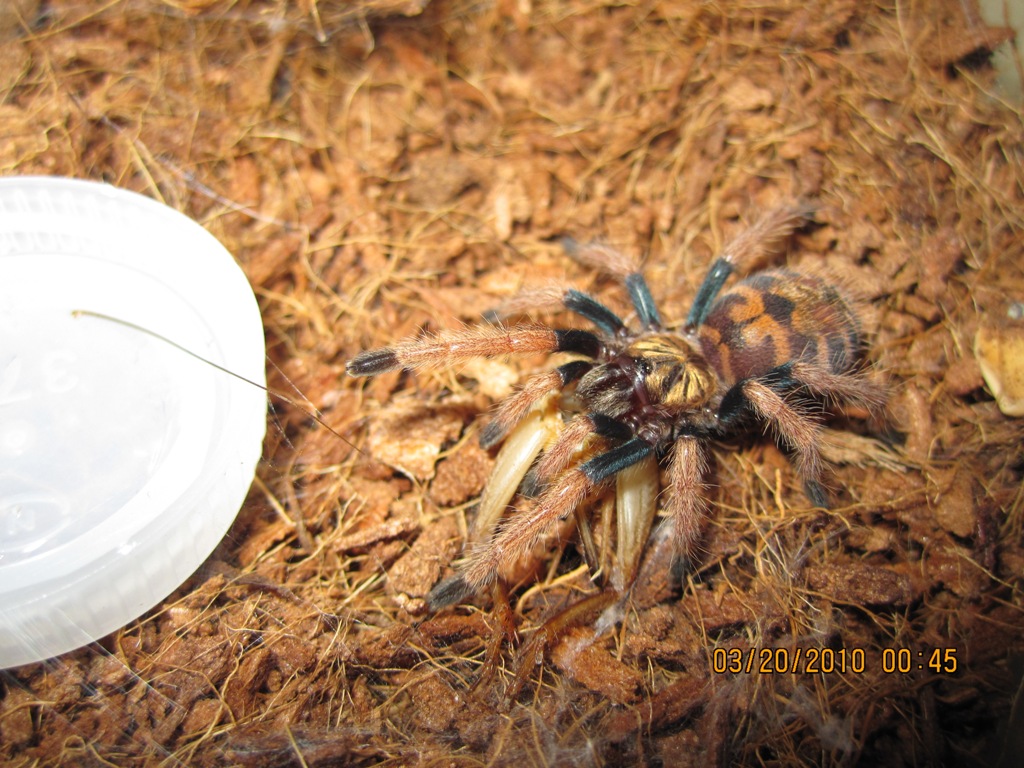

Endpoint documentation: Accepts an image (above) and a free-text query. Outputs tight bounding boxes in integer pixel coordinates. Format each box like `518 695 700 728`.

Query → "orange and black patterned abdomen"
697 269 862 385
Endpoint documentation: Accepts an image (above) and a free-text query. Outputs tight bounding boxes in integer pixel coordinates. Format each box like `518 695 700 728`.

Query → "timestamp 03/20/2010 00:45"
711 646 960 676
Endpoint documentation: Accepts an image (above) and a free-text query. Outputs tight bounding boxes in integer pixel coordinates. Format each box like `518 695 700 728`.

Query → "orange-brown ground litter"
2 1 1023 766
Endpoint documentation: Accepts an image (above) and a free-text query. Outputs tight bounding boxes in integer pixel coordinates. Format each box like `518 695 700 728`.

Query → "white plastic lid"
0 177 267 668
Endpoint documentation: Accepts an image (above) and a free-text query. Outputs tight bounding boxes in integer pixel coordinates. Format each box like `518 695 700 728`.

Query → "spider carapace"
347 207 885 609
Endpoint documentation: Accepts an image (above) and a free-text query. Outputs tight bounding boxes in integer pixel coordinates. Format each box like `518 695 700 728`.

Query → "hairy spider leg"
563 289 627 335
531 412 632 483
484 286 627 335
787 360 887 414
354 285 631 440
561 238 663 329
346 324 603 376
489 239 662 330
428 437 655 608
716 348 888 509
666 436 709 557
686 206 811 329
479 360 592 448
716 371 828 507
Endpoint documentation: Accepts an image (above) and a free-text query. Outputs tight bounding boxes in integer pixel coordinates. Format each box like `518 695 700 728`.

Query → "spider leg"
532 412 632 484
732 360 886 417
485 286 626 337
564 290 628 335
346 324 603 376
428 437 654 608
624 274 662 330
562 239 662 329
788 360 887 415
666 436 708 558
686 206 811 329
480 361 591 448
728 378 829 508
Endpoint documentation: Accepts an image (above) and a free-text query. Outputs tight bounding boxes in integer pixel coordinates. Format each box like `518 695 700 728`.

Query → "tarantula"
347 207 885 609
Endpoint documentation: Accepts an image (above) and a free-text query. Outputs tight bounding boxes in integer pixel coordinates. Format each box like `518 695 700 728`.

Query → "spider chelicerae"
347 207 886 609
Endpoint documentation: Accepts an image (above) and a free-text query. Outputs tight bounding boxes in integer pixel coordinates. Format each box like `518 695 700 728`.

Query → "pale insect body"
347 207 886 609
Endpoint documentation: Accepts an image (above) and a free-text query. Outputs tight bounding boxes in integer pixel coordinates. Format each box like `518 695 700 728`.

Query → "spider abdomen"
697 268 862 385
